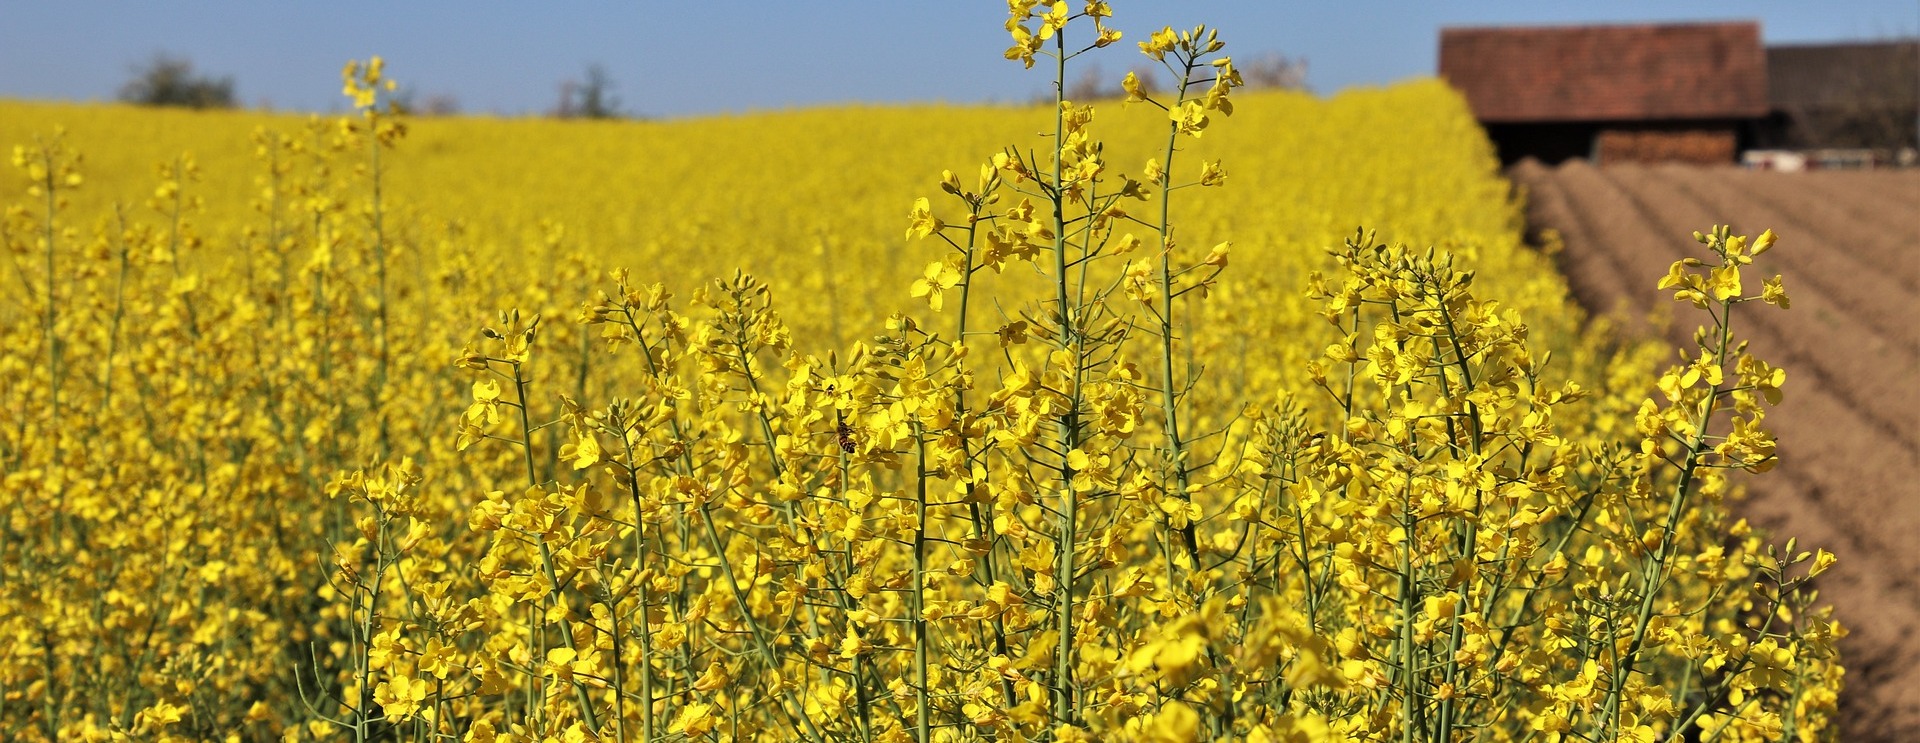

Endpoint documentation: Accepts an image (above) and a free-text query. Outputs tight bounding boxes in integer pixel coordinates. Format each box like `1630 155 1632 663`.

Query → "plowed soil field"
1511 161 1920 740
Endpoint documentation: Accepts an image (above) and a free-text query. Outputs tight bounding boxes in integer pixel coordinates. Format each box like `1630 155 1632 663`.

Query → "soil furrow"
1590 165 1919 453
1536 162 1677 314
1791 171 1920 235
1509 161 1638 323
1706 169 1920 291
1546 164 1920 559
1510 162 1920 741
1739 465 1920 733
1661 166 1920 311
1805 169 1920 200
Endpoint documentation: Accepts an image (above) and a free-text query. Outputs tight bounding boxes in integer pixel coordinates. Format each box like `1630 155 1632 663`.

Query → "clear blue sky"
3 2 1915 118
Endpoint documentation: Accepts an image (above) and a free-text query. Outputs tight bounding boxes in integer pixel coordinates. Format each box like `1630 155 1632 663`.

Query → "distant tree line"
104 55 649 121
1055 51 1309 104
109 51 1312 120
118 53 236 109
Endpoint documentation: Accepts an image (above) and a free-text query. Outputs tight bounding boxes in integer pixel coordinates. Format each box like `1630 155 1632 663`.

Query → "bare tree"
1065 64 1114 102
118 53 236 109
394 87 461 117
554 63 622 119
1240 52 1309 92
1049 63 1163 104
1127 64 1164 97
1768 41 1919 153
417 94 463 117
1821 42 1918 150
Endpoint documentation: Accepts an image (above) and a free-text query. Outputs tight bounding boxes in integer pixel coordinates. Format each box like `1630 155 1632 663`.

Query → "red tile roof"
1439 22 1769 123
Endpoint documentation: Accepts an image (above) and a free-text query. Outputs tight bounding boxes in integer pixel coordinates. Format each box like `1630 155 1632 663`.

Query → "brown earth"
1510 161 1920 741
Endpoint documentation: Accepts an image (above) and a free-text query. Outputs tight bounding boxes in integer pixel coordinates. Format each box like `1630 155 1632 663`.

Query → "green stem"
100 206 132 417
620 439 659 743
1153 55 1203 571
1599 293 1734 738
1434 296 1485 742
1398 477 1420 743
39 150 62 503
1047 30 1081 731
370 129 392 457
913 434 932 743
693 504 824 742
511 362 604 732
953 210 1019 710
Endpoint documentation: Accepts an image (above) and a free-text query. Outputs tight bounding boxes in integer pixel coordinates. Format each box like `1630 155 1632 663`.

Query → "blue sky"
2 2 1914 118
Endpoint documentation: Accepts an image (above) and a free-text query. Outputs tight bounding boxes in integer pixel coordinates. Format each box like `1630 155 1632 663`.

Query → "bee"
835 410 857 454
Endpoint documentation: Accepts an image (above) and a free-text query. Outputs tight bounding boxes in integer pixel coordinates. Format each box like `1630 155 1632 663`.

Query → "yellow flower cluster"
0 5 1840 742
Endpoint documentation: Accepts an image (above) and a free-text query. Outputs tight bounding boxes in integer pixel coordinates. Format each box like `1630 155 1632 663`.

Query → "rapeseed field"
0 4 1838 741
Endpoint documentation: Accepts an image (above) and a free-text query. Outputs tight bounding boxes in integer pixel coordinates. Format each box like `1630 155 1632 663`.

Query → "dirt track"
1511 161 1920 740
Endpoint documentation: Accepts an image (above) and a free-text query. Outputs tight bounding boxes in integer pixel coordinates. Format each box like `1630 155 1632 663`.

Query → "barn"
1438 22 1769 166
